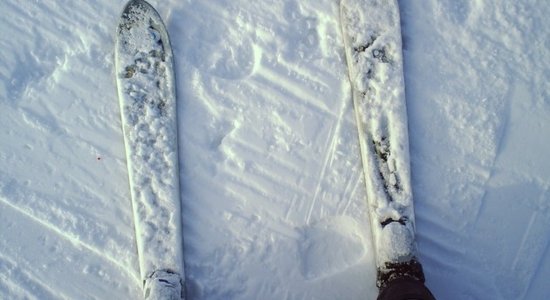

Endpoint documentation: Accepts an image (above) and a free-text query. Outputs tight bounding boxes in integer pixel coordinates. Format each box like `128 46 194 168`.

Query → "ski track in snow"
1 0 549 299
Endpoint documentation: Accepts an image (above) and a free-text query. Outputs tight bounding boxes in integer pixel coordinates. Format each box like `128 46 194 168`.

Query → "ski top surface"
115 0 184 299
340 0 423 287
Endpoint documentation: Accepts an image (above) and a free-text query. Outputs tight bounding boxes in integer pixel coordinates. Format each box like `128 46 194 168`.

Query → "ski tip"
120 0 160 22
116 0 172 56
122 0 153 13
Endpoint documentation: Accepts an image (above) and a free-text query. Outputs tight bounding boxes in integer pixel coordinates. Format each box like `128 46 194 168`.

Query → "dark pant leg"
377 277 436 300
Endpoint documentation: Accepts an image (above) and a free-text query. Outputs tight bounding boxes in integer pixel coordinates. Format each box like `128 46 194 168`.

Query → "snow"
0 0 548 299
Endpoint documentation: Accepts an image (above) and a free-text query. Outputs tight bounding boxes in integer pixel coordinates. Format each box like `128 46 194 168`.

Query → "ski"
115 1 184 299
340 0 425 290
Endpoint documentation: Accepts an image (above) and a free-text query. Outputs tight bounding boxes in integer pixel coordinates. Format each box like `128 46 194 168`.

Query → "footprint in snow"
299 216 369 280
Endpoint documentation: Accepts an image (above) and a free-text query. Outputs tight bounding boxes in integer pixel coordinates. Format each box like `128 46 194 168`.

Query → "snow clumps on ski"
340 0 425 289
115 0 184 299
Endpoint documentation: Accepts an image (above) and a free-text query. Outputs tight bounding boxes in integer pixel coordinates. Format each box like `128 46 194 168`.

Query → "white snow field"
0 0 548 299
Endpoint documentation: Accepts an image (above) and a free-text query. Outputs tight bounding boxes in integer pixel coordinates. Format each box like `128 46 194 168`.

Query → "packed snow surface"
0 0 549 299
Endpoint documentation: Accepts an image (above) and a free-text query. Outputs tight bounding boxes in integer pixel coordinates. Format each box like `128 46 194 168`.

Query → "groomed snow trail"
175 1 377 298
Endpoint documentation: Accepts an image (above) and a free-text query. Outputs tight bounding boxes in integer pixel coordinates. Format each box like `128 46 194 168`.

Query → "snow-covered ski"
115 0 184 299
340 0 425 290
